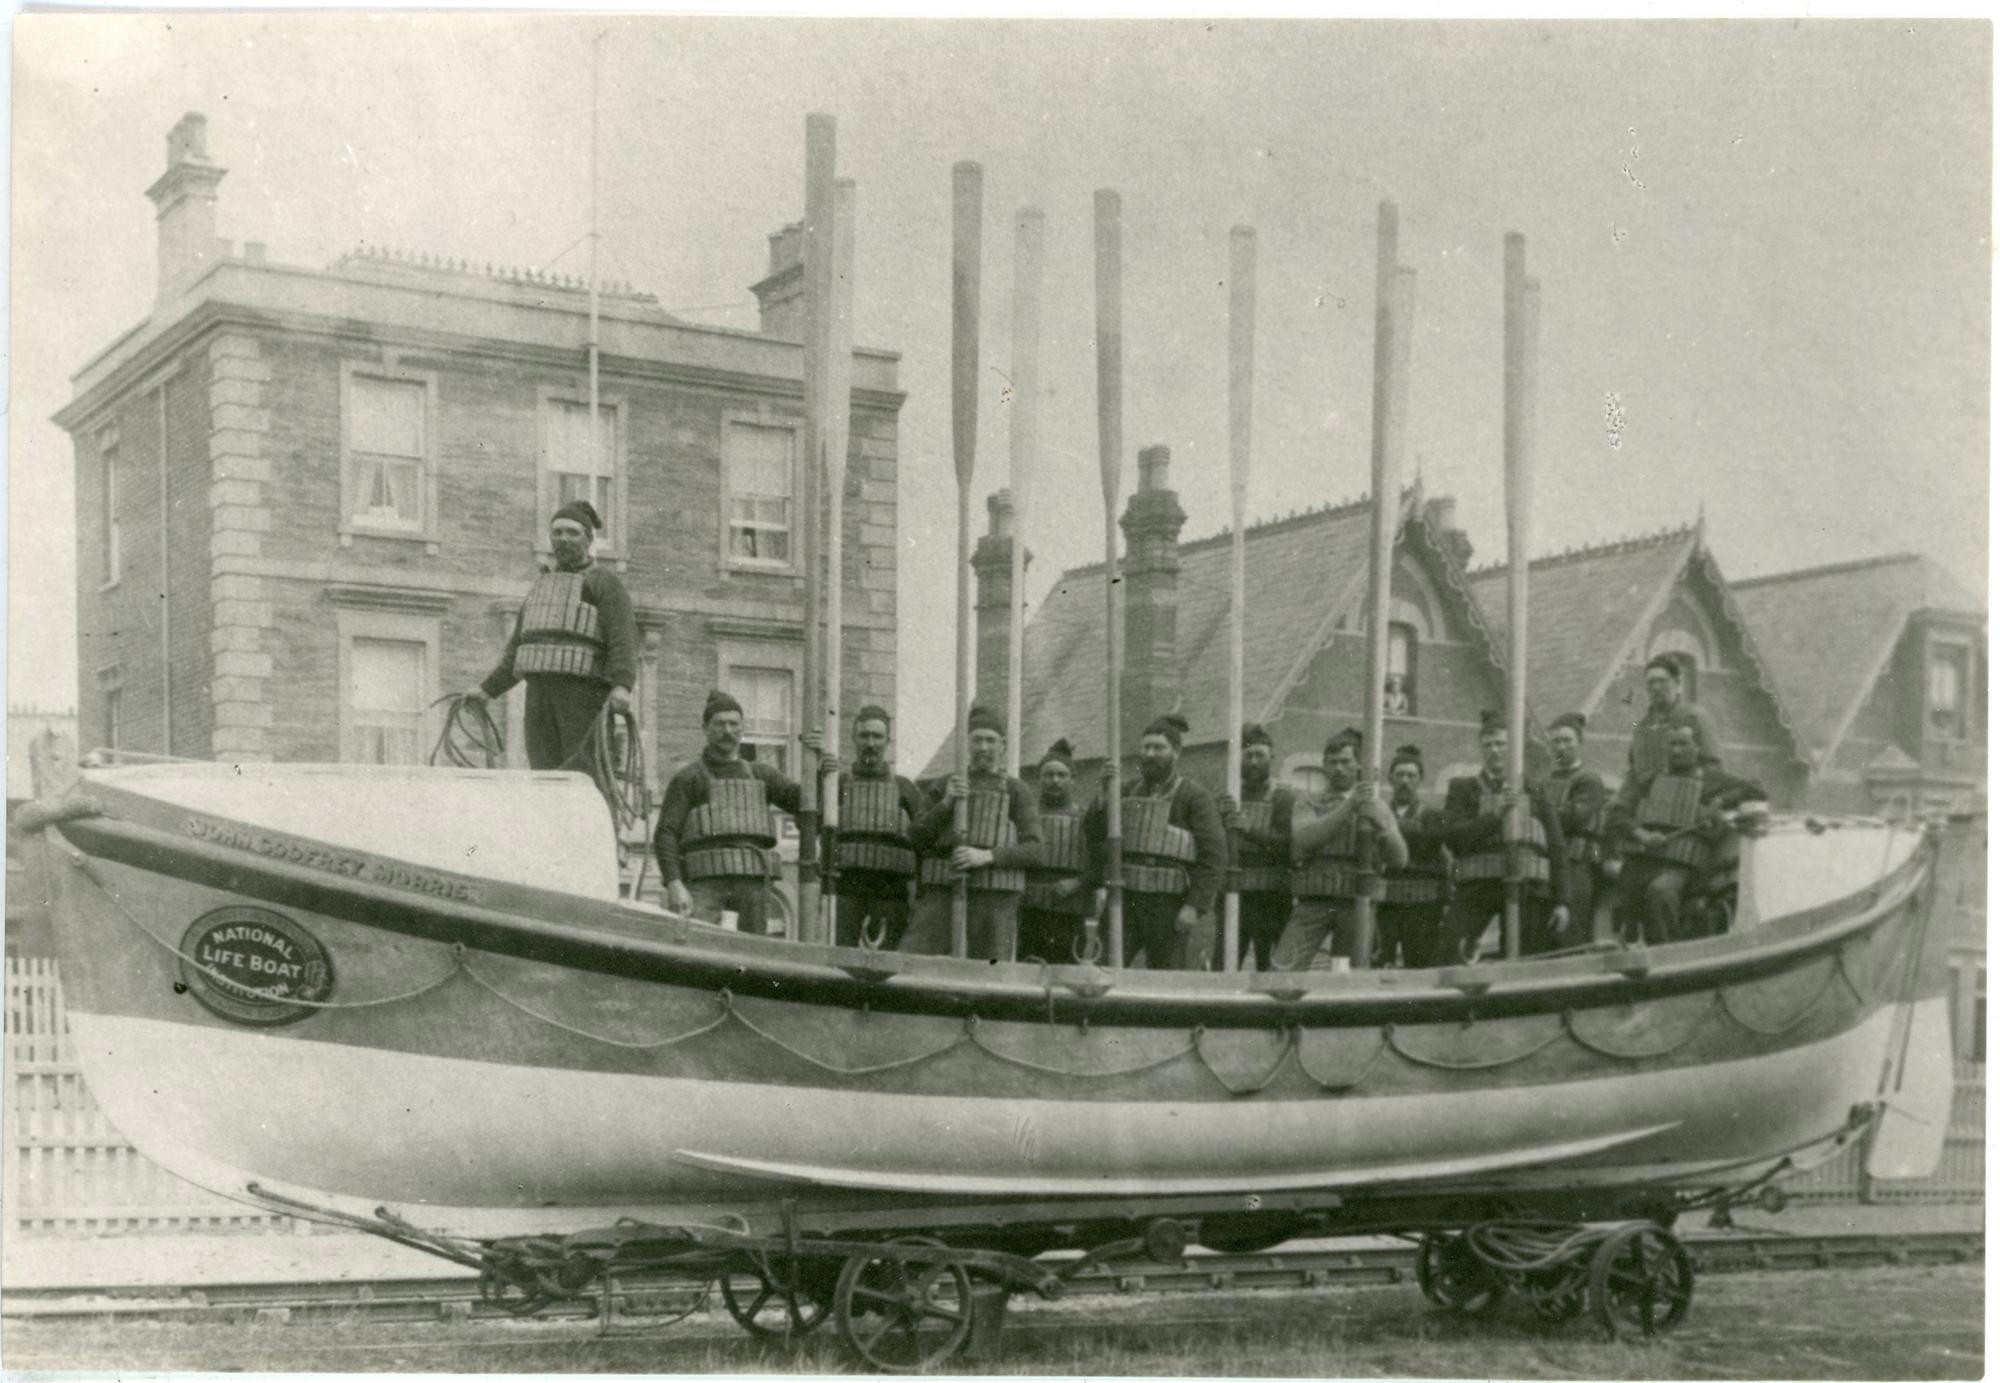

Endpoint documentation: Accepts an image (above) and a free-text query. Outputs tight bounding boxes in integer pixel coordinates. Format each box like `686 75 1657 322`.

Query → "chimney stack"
1119 444 1187 752
146 113 228 305
1423 494 1474 569
972 489 1029 714
750 222 806 340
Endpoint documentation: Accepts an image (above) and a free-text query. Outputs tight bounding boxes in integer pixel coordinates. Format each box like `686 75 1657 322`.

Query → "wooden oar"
1501 233 1540 960
951 162 983 960
1094 189 1124 970
795 114 836 945
1007 208 1044 782
1222 225 1255 973
815 176 856 945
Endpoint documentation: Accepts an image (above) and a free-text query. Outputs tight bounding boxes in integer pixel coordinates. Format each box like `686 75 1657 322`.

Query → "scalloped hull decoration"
26 762 1952 1240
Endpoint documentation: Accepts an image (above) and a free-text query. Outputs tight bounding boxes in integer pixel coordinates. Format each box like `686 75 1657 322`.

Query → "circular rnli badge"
178 907 334 1026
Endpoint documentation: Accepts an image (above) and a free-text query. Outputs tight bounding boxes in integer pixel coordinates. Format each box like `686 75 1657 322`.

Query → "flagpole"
1094 189 1125 970
1222 225 1256 973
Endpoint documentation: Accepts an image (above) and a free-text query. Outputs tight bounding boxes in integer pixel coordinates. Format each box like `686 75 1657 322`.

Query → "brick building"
54 114 904 793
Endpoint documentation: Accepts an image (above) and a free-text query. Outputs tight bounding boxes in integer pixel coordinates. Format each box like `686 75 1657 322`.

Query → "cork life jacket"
1456 779 1551 884
918 783 1025 894
1382 800 1447 905
681 776 778 882
1234 789 1291 896
1293 788 1367 900
1121 784 1199 897
1547 766 1603 864
511 571 608 681
1023 804 1088 913
835 775 916 878
1633 771 1710 869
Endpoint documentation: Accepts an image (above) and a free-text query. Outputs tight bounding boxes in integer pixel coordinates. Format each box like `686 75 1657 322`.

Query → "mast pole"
1006 209 1044 781
796 114 836 944
1094 189 1125 970
950 162 984 960
1501 233 1538 961
1222 225 1256 973
815 177 856 945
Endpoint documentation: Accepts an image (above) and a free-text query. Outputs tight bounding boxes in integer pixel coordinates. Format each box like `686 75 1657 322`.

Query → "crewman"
1628 654 1721 781
1546 712 1609 945
1435 711 1569 963
1214 722 1294 972
1271 729 1406 971
1017 739 1095 965
1083 713 1227 970
653 689 809 933
465 500 637 774
901 706 1042 962
825 705 925 950
1377 744 1450 968
1604 723 1768 945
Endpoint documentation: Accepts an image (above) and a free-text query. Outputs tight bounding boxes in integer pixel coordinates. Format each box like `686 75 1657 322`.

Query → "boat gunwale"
45 779 1934 1031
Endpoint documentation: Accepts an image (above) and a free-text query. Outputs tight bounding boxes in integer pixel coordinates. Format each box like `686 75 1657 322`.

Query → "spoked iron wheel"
833 1235 975 1373
1587 1224 1694 1341
720 1253 834 1342
1416 1232 1502 1316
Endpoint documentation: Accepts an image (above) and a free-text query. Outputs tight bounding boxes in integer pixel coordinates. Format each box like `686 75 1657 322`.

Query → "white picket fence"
2 955 1985 1236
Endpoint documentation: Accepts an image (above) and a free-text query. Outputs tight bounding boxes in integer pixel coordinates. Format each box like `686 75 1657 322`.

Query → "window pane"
352 638 423 713
549 401 616 477
358 457 423 525
728 423 794 498
351 377 424 457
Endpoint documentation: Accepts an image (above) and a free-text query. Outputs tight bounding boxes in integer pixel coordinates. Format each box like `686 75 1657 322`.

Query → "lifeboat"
21 759 1955 1244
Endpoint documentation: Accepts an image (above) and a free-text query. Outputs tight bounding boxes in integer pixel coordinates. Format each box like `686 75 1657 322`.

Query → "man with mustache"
900 706 1042 962
1017 739 1097 965
653 689 812 935
1435 710 1570 964
464 500 637 777
1213 722 1294 971
1629 654 1721 781
1273 728 1406 971
1377 744 1451 968
1083 713 1227 970
1546 711 1609 945
1604 723 1767 945
823 705 925 950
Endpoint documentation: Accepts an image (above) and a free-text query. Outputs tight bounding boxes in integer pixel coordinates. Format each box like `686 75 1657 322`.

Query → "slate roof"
1733 553 1986 763
1466 528 1700 721
920 489 1500 775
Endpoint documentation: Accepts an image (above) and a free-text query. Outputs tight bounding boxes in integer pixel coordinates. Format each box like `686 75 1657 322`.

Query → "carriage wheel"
720 1255 833 1341
1587 1224 1694 1341
1416 1233 1502 1315
833 1235 975 1373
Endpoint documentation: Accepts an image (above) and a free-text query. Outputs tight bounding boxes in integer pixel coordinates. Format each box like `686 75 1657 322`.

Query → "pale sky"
9 16 1990 768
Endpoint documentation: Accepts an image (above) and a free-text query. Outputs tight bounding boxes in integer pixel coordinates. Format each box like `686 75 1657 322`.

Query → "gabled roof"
1466 524 1810 765
920 488 1502 776
1467 527 1700 721
1733 553 1986 764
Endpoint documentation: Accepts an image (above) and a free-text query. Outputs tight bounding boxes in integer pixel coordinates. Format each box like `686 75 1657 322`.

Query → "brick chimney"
1423 494 1474 570
749 222 805 340
972 489 1029 713
1119 445 1187 753
145 113 228 305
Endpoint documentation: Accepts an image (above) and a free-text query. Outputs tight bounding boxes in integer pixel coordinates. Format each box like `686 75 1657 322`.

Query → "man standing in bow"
465 500 637 773
901 706 1042 962
653 689 810 934
1213 722 1295 972
1083 713 1227 970
1629 654 1721 781
1272 728 1406 971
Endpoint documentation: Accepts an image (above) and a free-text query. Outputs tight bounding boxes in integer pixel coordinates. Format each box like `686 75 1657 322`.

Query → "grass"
3 1263 1981 1378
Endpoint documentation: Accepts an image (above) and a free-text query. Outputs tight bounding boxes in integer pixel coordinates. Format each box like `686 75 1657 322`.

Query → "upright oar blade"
1501 233 1537 960
1222 225 1256 973
1094 189 1124 970
951 162 984 960
814 177 856 945
796 113 836 945
1007 209 1044 782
